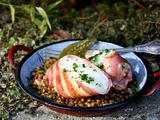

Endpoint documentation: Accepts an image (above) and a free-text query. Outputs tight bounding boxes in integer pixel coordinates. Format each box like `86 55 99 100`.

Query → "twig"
87 14 112 37
134 0 153 14
99 17 109 25
74 12 98 23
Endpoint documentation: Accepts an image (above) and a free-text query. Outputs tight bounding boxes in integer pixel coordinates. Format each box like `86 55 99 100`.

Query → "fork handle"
115 47 135 53
115 45 147 53
115 40 160 55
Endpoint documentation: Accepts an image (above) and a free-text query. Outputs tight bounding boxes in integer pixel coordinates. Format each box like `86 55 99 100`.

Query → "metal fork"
44 47 61 59
44 40 160 59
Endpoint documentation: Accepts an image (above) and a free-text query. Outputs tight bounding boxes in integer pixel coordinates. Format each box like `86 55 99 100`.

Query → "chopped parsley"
82 64 86 68
63 68 67 72
80 74 88 80
73 63 78 72
96 83 102 87
105 49 110 54
97 63 103 69
98 51 103 55
79 74 94 84
122 64 126 70
80 70 84 73
93 69 97 72
90 55 99 63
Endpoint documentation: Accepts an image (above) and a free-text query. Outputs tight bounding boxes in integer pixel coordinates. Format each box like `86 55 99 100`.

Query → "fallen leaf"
51 29 70 40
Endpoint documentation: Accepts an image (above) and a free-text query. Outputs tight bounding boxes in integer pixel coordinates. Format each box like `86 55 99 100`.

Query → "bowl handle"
8 45 32 69
144 71 160 96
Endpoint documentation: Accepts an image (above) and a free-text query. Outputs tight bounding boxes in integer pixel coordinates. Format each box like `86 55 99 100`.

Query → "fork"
44 40 160 59
44 47 61 58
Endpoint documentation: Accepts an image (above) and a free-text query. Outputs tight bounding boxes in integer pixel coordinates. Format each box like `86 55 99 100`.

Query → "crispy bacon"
45 55 112 98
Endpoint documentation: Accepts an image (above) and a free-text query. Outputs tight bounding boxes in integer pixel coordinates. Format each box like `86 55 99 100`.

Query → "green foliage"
0 0 62 39
45 0 63 12
23 5 35 22
8 37 18 47
36 7 52 30
9 4 15 24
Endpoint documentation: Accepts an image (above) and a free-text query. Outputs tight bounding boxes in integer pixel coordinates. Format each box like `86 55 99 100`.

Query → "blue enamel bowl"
15 39 148 116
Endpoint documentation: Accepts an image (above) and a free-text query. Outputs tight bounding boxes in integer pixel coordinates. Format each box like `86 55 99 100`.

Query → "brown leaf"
51 29 70 40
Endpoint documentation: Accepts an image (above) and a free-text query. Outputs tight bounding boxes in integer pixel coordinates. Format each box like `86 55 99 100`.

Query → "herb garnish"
122 64 126 70
82 64 86 68
73 63 78 72
79 74 94 83
93 69 97 72
97 64 103 69
80 70 84 73
96 83 102 87
105 49 109 54
63 68 67 72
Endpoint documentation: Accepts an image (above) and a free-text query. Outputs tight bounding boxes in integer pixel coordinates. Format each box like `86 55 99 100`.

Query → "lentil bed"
28 57 139 108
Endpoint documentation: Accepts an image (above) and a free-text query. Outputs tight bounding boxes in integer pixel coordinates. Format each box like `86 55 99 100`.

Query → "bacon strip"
54 62 70 98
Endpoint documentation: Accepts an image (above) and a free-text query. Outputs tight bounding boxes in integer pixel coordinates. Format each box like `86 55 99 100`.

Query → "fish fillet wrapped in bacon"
91 50 133 90
45 55 112 98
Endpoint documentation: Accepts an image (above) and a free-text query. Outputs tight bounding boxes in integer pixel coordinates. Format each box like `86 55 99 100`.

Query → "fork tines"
44 47 61 59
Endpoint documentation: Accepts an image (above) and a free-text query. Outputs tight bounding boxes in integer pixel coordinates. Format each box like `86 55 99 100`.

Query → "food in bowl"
28 49 139 107
45 55 112 98
90 50 133 90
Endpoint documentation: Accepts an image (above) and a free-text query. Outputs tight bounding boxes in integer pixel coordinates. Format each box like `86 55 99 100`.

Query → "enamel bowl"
8 39 149 116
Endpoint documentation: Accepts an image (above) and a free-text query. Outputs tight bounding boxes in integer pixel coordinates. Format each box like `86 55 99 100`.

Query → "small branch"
134 0 153 14
0 2 22 8
99 17 109 25
73 12 98 29
74 12 98 22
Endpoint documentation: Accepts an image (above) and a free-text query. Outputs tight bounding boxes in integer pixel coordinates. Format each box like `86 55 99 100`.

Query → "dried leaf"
51 29 70 40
